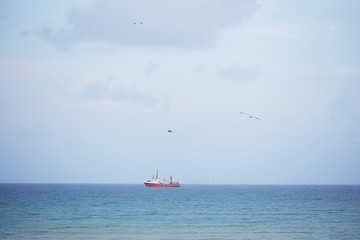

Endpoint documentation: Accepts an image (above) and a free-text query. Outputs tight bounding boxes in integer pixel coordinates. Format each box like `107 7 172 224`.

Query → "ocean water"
0 184 359 239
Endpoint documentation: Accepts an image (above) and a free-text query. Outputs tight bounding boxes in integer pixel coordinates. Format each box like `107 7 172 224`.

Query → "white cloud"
142 62 159 75
246 22 343 40
81 80 159 107
37 0 259 49
218 64 263 83
191 64 206 73
246 25 302 39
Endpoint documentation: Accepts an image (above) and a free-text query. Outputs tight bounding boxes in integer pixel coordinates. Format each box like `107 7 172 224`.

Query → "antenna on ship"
156 170 159 179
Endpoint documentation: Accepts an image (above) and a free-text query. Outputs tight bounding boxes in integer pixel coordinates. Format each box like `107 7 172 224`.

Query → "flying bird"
168 130 174 133
240 112 260 120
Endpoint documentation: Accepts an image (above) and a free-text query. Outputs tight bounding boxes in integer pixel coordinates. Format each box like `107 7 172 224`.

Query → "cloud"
37 0 259 49
191 64 206 73
247 25 302 39
218 64 263 83
142 62 159 75
82 81 159 107
247 22 344 40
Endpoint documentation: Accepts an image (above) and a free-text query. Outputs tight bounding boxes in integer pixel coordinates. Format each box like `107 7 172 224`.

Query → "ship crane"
163 176 173 184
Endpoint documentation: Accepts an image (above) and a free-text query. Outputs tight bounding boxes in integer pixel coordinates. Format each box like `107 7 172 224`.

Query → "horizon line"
1 182 359 186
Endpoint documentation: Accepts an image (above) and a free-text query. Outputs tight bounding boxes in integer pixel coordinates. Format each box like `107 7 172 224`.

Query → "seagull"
168 130 174 133
240 112 260 120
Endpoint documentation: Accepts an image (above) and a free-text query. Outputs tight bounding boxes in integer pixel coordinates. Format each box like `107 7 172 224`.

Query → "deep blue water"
0 184 359 239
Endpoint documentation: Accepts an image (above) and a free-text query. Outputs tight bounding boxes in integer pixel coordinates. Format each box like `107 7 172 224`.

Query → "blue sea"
1 184 359 239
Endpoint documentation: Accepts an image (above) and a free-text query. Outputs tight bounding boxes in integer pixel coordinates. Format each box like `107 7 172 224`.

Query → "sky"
0 0 359 184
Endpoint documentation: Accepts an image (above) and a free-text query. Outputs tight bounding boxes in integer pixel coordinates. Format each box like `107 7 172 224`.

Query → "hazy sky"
1 0 359 184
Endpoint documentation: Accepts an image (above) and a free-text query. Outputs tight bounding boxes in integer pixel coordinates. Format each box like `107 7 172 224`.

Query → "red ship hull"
144 182 180 187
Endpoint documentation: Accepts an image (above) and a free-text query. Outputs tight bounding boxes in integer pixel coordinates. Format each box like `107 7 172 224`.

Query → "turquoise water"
1 184 359 239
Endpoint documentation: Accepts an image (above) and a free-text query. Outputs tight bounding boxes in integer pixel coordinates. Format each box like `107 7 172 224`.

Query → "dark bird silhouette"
240 112 260 120
168 130 174 133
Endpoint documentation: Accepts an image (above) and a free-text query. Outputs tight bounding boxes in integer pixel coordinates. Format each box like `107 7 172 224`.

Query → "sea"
0 184 359 239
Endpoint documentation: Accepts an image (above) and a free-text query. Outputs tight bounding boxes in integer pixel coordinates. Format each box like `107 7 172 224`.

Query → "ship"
144 170 180 187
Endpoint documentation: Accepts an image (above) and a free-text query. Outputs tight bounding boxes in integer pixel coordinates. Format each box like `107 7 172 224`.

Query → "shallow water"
1 184 359 239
